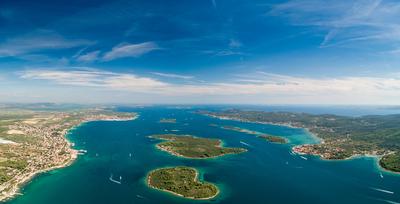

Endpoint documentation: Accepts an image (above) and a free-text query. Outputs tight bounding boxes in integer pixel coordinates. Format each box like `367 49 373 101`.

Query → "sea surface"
4 106 400 204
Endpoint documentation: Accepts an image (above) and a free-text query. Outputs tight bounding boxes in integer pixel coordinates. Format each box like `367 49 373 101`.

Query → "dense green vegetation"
201 109 400 172
147 167 218 199
151 134 246 158
0 160 28 170
258 135 287 144
159 118 177 123
0 170 11 183
219 125 287 144
380 153 400 172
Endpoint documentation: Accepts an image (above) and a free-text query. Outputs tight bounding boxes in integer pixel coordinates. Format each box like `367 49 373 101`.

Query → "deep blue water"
4 106 400 204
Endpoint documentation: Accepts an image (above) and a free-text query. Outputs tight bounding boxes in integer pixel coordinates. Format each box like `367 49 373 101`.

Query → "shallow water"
4 107 400 204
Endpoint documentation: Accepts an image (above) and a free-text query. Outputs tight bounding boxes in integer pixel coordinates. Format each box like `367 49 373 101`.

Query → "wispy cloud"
0 30 93 57
229 39 242 48
151 72 194 79
75 50 100 62
215 50 245 56
211 0 217 9
20 69 166 92
102 42 160 61
268 0 400 47
18 68 400 104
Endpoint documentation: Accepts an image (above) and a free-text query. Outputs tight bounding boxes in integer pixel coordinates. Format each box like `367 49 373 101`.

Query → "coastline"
291 146 400 175
0 128 79 202
146 168 219 200
0 114 138 202
205 114 399 174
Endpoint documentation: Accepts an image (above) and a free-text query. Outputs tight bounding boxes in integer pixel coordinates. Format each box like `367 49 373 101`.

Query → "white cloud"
268 0 400 47
76 50 100 62
18 69 400 104
151 72 194 79
229 39 242 48
211 0 217 9
102 42 159 61
20 69 167 92
0 30 93 57
215 50 245 56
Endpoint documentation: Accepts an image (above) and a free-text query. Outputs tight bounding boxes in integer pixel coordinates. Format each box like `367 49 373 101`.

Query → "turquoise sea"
4 106 400 204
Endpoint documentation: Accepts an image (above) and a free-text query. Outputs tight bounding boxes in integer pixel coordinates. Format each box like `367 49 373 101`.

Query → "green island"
147 166 219 200
258 135 287 144
219 125 287 144
200 109 400 173
159 118 177 123
0 103 137 201
150 134 247 158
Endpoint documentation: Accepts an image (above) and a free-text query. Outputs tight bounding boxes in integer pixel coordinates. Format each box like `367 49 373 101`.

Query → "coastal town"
200 109 400 173
0 108 136 201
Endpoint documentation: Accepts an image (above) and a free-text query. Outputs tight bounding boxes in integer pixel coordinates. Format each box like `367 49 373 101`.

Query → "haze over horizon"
1 0 400 104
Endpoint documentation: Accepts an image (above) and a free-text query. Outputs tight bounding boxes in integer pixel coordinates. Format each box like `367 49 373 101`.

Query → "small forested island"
0 104 137 201
159 118 177 123
220 125 260 135
200 109 400 173
147 166 219 200
150 134 247 158
258 135 287 144
219 125 287 144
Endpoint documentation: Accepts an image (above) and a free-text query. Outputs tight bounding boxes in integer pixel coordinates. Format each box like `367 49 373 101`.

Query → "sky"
1 0 400 105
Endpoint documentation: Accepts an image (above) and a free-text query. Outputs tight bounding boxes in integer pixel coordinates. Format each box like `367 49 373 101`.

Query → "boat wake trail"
373 198 400 204
370 187 394 194
300 156 308 160
240 141 251 147
109 174 122 184
136 194 146 199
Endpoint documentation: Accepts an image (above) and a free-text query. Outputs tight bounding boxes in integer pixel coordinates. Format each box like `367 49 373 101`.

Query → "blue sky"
0 0 400 104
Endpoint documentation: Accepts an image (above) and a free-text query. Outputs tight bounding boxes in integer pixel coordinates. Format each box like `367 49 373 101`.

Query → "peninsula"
0 106 137 201
200 109 400 173
150 134 247 158
147 166 219 200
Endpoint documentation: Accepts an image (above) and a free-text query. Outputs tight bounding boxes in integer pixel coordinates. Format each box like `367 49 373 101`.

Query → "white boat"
300 156 308 160
380 172 384 179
